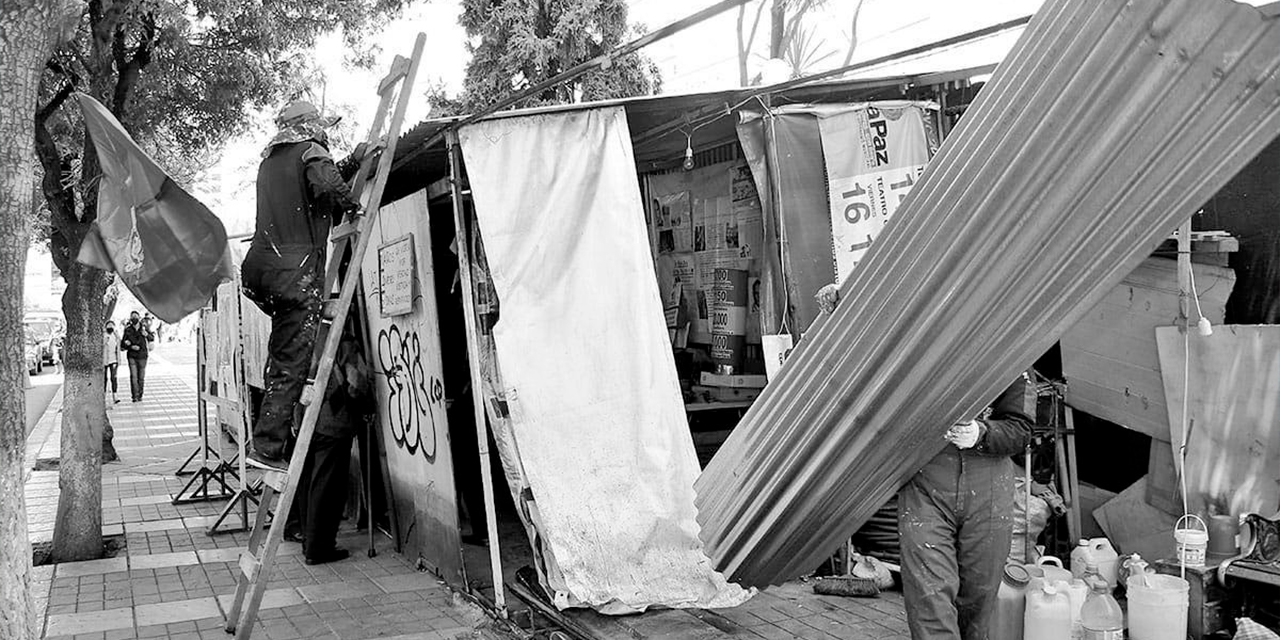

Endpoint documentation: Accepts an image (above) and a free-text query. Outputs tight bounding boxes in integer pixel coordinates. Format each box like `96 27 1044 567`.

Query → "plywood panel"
359 189 463 582
1061 257 1233 441
1156 325 1280 518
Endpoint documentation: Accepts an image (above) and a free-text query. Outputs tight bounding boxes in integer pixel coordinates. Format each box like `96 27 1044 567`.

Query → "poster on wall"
819 102 934 284
648 161 765 344
654 192 692 253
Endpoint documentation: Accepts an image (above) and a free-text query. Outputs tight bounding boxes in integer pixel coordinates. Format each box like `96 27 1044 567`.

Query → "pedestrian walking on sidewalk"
898 372 1035 640
104 320 120 405
121 310 154 401
241 99 360 471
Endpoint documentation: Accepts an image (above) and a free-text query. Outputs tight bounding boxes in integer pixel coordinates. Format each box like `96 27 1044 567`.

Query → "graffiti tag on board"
376 324 444 462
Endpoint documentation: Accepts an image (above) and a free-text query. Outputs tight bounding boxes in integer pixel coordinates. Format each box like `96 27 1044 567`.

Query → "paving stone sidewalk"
26 353 514 640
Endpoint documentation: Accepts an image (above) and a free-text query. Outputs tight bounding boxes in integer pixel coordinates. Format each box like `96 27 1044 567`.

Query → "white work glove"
945 420 982 449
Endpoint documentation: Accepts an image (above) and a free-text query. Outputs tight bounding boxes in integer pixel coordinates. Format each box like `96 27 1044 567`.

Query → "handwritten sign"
378 234 416 317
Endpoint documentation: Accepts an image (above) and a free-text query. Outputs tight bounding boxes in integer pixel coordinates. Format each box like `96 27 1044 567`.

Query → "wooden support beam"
446 131 507 616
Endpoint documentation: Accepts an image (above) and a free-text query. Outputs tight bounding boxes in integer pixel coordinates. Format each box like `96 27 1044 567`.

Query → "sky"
196 0 1052 234
191 0 1273 234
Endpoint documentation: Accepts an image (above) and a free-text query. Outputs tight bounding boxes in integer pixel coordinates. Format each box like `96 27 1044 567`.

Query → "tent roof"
383 65 993 204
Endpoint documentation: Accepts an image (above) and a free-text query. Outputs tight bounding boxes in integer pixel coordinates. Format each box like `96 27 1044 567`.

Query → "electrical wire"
1176 237 1212 581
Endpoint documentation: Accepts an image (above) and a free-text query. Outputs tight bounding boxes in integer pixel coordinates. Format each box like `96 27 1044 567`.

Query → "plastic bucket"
1174 514 1209 568
1126 574 1189 640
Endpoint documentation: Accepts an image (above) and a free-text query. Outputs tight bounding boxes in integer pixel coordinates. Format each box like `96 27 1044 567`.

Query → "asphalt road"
25 374 61 437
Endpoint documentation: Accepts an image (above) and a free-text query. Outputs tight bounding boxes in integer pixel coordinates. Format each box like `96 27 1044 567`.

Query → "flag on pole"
74 93 234 323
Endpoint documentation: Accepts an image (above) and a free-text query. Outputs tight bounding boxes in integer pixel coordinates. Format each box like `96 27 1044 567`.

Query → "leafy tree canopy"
435 0 661 116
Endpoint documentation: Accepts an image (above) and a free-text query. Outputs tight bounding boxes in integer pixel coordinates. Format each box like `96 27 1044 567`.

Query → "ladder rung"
332 221 360 241
299 383 316 407
378 56 410 94
238 551 261 581
261 470 287 492
200 393 240 410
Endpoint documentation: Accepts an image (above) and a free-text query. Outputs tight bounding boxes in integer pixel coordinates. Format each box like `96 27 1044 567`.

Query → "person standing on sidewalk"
120 311 154 401
241 100 360 471
296 326 369 564
103 320 121 405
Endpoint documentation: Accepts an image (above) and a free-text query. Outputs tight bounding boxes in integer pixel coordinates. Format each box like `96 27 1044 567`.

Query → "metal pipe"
393 0 752 171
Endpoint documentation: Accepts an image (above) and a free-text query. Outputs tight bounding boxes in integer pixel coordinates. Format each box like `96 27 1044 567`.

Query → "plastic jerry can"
1064 579 1089 640
1024 580 1072 640
1035 556 1074 587
1070 539 1119 588
990 563 1031 640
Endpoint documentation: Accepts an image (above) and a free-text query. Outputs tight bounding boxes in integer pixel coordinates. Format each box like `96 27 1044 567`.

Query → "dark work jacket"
242 140 358 313
912 373 1036 493
120 322 152 359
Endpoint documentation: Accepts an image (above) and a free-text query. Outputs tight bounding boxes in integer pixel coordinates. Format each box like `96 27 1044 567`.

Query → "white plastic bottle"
1080 574 1124 639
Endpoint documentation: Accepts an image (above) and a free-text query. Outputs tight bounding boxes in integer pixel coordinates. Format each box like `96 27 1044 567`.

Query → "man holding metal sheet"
898 374 1034 640
242 100 360 471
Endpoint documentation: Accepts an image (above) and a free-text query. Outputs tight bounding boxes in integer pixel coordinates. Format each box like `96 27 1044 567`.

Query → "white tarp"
458 107 750 614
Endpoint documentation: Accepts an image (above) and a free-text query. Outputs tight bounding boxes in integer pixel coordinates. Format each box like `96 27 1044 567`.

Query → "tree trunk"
1 0 66 636
768 0 787 59
50 263 109 562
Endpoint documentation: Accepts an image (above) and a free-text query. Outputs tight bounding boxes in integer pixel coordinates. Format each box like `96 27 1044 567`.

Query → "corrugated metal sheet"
694 0 1280 588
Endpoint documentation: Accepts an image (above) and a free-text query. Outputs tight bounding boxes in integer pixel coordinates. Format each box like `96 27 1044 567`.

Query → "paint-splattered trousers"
899 446 1016 640
242 250 323 460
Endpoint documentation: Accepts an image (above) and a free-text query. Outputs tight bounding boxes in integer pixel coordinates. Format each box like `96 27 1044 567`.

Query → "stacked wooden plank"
694 0 1280 588
1060 256 1235 442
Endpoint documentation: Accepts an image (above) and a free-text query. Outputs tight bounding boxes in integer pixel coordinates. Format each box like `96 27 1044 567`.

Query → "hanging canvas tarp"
458 107 749 613
695 0 1280 588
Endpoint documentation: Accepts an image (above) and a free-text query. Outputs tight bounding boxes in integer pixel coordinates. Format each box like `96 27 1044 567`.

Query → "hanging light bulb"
682 132 695 171
1197 316 1213 337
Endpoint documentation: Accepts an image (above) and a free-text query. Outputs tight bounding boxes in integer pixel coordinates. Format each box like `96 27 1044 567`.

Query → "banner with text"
819 102 934 283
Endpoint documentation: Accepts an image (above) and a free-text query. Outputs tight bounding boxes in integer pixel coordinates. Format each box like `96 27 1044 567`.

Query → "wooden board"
1155 325 1280 518
1092 477 1179 561
1060 257 1234 441
358 189 464 582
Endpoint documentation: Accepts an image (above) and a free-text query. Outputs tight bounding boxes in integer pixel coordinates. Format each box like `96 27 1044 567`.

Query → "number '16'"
842 183 869 223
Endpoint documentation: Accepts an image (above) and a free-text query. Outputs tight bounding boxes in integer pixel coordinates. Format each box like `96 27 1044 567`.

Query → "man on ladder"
226 35 424 637
242 99 359 473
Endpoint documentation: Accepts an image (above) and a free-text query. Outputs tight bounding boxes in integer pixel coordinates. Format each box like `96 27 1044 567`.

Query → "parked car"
22 312 62 365
24 333 42 375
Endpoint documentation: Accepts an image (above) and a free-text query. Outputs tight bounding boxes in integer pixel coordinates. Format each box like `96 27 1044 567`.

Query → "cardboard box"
698 372 768 389
691 385 761 403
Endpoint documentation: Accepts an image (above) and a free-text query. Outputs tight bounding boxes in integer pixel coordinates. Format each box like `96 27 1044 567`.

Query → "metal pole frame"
446 130 507 616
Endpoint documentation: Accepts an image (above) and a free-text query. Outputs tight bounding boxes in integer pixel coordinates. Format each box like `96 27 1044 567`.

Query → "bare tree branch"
37 81 76 123
113 12 156 114
842 0 864 66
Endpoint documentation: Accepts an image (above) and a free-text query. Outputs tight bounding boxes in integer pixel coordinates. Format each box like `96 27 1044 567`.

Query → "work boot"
304 548 350 566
